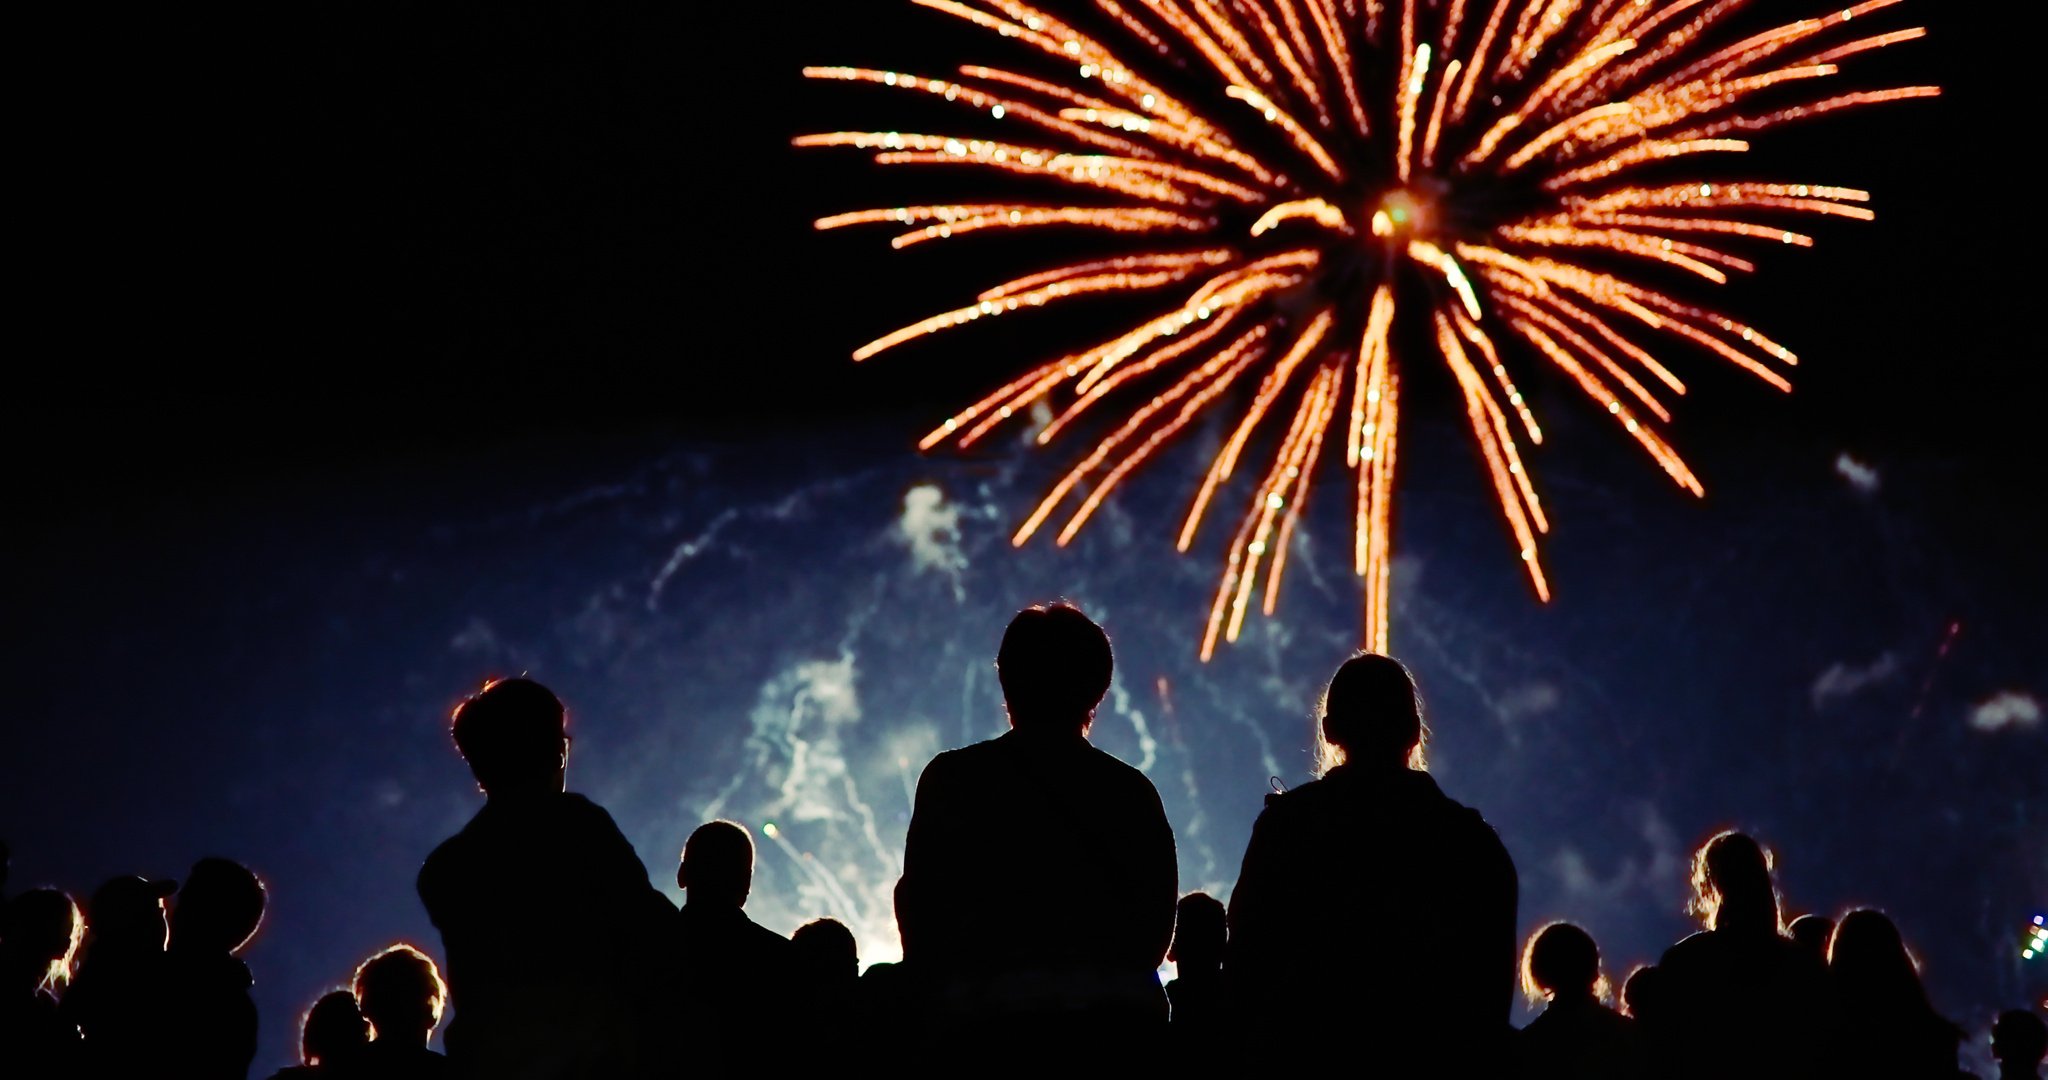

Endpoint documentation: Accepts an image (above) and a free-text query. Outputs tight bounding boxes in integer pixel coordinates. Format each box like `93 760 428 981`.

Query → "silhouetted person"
1227 654 1517 1071
164 856 267 1079
1787 913 1834 964
897 603 1178 1054
1619 964 1663 1027
1 888 84 1074
856 881 925 1045
266 990 369 1079
672 820 795 1057
352 944 453 1079
791 917 860 1055
417 678 675 1080
1656 831 1832 1080
1827 909 1961 1077
1165 892 1225 1027
63 873 176 1078
792 916 859 988
1992 1009 2046 1080
1515 922 1648 1080
1163 891 1228 1065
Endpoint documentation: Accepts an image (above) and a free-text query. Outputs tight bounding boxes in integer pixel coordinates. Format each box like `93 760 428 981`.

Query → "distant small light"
762 822 780 839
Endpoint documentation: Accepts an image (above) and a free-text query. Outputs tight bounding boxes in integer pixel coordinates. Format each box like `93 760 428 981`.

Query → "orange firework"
801 0 1935 659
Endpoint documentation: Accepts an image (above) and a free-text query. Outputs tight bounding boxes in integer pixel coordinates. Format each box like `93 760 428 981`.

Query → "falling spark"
804 0 1936 658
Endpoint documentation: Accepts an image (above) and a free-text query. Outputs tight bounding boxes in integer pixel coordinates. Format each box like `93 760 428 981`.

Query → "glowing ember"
803 0 1936 659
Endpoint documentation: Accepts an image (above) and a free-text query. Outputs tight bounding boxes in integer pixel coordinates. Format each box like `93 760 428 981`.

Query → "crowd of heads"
2 601 2041 1078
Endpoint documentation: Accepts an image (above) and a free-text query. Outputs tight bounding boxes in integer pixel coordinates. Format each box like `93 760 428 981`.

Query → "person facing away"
672 819 796 1050
63 873 177 1077
416 677 675 1080
349 943 453 1079
1619 964 1663 1027
1 888 85 1075
1514 922 1649 1080
1164 892 1226 1028
792 918 859 986
1226 653 1519 1072
163 856 267 1079
896 602 1178 1041
1992 1009 2047 1080
1825 909 1961 1077
1655 831 1833 1080
265 990 369 1079
790 917 861 1058
1787 913 1834 965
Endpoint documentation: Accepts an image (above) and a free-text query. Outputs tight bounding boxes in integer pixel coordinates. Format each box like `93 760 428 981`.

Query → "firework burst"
801 0 1935 659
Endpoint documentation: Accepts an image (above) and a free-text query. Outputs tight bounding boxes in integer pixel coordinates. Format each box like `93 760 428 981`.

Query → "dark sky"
8 0 2041 1071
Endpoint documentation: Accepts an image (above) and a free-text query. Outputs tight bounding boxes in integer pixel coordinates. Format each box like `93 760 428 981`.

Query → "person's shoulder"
1082 741 1160 787
1660 929 1715 967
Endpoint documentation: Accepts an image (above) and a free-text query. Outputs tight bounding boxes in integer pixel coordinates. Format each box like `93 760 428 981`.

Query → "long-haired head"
1315 653 1428 775
2 889 84 992
1688 830 1781 933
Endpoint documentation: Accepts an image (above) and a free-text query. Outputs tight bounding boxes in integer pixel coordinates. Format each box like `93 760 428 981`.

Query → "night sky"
7 1 2041 1073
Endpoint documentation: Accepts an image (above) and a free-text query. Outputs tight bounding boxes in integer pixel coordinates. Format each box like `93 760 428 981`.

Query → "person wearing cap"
62 873 178 1076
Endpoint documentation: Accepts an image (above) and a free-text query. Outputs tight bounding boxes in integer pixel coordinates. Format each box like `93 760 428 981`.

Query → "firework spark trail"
804 0 1935 657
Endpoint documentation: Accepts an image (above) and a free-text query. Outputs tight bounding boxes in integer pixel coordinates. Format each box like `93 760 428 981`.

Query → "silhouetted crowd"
3 602 2043 1078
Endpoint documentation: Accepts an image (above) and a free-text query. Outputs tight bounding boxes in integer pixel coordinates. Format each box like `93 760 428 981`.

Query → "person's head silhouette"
1169 892 1226 975
1521 921 1605 1005
86 874 176 953
1317 653 1428 773
1787 913 1834 961
2 888 84 993
1826 909 1929 1005
1688 830 1779 934
353 943 447 1047
792 918 859 983
678 820 756 909
299 989 370 1067
996 602 1113 733
450 677 569 798
1620 964 1661 1022
171 857 266 956
1992 1009 2047 1077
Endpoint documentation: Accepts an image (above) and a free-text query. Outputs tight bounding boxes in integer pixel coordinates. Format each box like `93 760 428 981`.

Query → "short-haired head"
1992 1009 2047 1068
450 677 569 796
1522 921 1605 1004
352 943 446 1045
1169 892 1227 971
679 820 755 908
996 602 1113 732
301 990 370 1066
1317 653 1427 773
1620 964 1661 1021
172 857 267 955
1688 830 1779 932
2 889 85 991
792 918 860 982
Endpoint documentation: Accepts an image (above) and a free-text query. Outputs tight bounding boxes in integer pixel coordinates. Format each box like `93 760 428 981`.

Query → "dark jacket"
1656 922 1834 1080
1226 765 1518 1069
418 792 674 1080
897 726 1178 1023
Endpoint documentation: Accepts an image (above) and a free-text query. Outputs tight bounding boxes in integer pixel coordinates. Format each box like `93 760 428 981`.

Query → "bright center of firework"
1370 191 1430 239
805 0 1936 659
